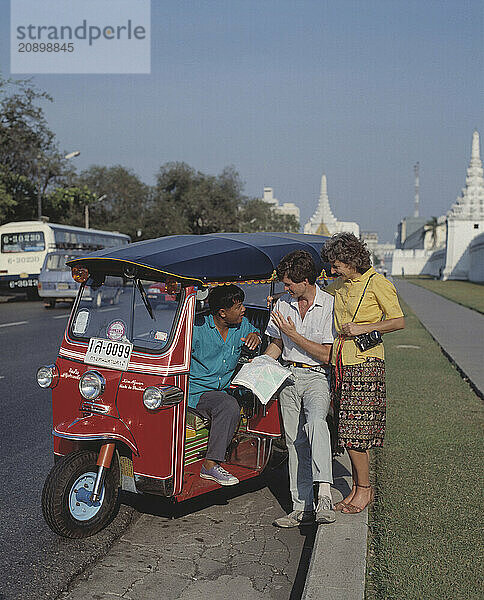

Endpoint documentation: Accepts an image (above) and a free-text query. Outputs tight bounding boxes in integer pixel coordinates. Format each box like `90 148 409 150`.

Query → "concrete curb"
302 452 368 600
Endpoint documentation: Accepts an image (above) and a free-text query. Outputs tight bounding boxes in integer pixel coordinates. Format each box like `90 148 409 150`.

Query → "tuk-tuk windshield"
69 276 181 352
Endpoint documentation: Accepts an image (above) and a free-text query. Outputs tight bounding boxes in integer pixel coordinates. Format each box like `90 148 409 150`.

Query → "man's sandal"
341 485 375 514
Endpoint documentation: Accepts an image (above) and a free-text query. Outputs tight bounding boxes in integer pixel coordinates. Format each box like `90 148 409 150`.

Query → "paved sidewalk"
59 452 365 600
395 279 484 397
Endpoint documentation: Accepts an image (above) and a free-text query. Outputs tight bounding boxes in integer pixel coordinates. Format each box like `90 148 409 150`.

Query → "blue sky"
1 0 482 242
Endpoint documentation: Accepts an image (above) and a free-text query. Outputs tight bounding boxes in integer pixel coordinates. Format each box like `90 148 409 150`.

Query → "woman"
321 233 404 514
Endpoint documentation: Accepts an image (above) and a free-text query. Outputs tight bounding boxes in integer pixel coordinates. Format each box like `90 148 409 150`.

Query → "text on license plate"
84 337 133 370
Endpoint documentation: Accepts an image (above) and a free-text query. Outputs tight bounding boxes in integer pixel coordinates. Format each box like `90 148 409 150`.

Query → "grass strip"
397 277 484 314
365 300 484 600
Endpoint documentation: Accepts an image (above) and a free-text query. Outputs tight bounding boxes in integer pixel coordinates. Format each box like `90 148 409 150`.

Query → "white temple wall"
469 232 484 282
421 248 446 278
390 249 431 276
443 219 484 280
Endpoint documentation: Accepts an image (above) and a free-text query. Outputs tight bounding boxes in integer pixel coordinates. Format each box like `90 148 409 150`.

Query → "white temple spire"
321 174 327 196
471 130 480 160
447 130 484 220
304 173 359 237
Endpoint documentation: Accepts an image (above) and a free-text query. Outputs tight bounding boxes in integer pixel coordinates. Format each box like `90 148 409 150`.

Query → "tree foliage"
73 166 149 239
0 76 70 222
0 76 301 238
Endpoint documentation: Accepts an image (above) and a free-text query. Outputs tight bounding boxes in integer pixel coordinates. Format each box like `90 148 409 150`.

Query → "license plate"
57 283 69 290
84 337 133 371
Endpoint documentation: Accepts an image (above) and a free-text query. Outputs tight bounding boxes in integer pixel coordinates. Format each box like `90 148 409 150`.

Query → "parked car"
146 281 177 307
38 251 84 307
38 251 123 308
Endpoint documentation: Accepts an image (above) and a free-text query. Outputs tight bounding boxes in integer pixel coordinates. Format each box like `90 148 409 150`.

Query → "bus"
0 221 130 298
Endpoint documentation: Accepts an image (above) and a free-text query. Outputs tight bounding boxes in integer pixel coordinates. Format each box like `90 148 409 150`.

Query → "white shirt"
265 284 335 366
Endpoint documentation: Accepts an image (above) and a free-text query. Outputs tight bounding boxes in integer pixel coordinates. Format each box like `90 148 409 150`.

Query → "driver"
189 285 261 486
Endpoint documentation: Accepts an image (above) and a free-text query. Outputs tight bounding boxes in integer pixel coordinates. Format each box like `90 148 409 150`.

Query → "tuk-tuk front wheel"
42 449 120 538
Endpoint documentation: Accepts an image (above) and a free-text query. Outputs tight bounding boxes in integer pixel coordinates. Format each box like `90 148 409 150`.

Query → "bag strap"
351 273 376 322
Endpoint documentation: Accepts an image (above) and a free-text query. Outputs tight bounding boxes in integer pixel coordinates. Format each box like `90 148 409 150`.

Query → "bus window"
1 232 45 253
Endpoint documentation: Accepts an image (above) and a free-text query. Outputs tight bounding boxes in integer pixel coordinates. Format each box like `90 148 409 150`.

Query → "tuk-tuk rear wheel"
42 449 120 539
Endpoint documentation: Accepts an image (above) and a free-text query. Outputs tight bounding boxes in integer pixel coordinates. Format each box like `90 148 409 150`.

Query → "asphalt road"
0 299 136 600
0 298 312 600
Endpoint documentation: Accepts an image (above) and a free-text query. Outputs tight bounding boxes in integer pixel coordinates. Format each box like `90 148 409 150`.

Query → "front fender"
53 414 138 455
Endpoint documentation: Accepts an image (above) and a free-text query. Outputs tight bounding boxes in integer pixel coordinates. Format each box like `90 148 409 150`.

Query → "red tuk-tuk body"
38 233 328 538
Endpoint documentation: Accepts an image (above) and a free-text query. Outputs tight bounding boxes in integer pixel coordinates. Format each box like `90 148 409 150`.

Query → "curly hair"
276 250 318 285
321 233 372 274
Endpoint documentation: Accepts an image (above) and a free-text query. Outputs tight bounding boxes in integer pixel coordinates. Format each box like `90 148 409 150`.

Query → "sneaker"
316 496 336 524
273 510 315 528
200 464 239 486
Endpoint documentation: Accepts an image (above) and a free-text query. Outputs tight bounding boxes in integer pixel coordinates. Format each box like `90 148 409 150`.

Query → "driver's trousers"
196 390 241 462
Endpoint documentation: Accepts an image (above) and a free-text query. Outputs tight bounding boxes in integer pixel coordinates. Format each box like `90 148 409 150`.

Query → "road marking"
99 308 118 313
53 314 70 319
0 376 5 380
0 321 28 328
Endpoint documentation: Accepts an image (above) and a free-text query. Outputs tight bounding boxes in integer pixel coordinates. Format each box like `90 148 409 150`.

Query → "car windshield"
45 254 79 271
69 276 181 352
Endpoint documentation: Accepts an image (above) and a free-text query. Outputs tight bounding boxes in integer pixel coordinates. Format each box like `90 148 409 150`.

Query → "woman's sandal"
341 484 375 514
334 485 357 512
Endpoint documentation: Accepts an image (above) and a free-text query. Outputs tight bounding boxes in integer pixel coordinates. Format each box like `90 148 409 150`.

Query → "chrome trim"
134 474 174 496
52 431 113 442
159 385 184 406
80 401 109 414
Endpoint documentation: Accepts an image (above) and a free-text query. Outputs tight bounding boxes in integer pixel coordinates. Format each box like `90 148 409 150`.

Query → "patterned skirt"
331 358 386 451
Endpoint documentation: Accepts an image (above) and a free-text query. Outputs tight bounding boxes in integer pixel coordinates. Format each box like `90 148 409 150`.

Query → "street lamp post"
37 151 80 220
85 194 106 229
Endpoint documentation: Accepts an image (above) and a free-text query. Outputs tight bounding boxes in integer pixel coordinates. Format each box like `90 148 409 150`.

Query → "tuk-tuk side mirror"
196 288 209 301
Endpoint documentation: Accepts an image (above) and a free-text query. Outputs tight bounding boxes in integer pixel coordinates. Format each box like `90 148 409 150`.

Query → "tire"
45 299 56 309
26 287 39 301
94 291 102 308
42 449 120 539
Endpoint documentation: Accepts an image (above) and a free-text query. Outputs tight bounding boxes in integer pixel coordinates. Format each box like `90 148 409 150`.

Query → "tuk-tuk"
38 232 329 538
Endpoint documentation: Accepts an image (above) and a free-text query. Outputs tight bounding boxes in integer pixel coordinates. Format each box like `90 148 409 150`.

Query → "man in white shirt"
265 250 335 527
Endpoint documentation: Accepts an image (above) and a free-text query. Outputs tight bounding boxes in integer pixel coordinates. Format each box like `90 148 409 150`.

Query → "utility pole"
414 162 420 218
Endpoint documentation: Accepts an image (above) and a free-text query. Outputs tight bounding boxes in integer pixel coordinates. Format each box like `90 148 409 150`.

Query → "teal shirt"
188 314 258 408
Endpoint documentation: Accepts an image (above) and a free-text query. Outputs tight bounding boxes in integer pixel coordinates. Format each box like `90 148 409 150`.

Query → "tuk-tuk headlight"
79 371 105 400
143 386 163 410
143 386 184 410
37 364 58 388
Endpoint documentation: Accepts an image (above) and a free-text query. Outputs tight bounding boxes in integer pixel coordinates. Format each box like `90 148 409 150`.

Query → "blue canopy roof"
67 232 330 283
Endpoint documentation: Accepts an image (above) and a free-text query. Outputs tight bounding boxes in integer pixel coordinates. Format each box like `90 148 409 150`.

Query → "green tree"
147 162 242 238
0 76 67 222
74 166 149 239
424 216 439 249
44 185 97 226
238 198 300 233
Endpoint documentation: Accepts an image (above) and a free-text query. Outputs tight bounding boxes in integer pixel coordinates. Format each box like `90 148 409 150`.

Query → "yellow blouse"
324 267 404 365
